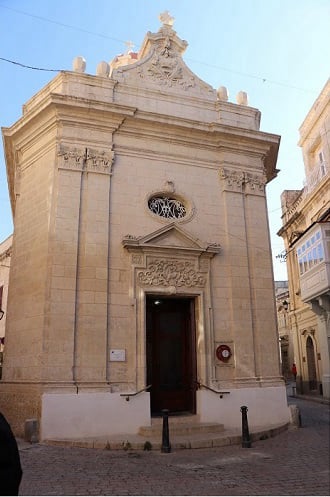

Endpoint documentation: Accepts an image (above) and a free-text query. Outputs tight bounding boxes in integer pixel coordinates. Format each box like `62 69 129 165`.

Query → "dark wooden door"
146 296 196 415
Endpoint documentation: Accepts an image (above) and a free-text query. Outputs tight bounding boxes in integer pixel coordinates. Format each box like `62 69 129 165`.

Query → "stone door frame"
122 223 221 393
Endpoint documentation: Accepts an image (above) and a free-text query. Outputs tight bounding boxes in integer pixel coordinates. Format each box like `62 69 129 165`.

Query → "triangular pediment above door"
122 222 221 256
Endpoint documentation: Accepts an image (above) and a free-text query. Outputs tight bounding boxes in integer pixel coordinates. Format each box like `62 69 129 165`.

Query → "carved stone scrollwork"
138 259 206 287
245 172 267 194
132 254 143 265
124 234 138 240
219 167 245 192
57 146 114 174
219 167 266 195
86 149 114 175
58 145 85 171
137 36 195 91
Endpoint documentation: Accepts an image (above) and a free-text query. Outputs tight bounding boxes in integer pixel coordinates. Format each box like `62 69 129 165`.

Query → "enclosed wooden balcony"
296 222 330 302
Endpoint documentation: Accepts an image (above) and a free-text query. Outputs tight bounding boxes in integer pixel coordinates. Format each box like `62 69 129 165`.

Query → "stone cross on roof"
124 40 135 53
159 11 175 27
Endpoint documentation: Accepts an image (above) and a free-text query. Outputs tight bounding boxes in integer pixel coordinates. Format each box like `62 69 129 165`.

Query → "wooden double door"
146 296 197 415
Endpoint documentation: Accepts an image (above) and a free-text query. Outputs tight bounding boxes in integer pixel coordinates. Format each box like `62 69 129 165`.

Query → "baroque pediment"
122 222 221 256
111 14 216 99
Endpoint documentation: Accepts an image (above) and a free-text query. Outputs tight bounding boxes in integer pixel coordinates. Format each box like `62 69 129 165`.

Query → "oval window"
148 195 186 220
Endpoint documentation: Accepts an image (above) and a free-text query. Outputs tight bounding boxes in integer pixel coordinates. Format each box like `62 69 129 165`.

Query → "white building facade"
1 14 290 440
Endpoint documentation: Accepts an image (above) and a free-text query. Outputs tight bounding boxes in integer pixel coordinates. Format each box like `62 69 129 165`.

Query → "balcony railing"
303 161 328 195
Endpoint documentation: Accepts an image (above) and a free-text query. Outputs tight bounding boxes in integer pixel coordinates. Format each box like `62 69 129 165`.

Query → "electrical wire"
0 5 126 44
0 4 321 94
0 57 60 72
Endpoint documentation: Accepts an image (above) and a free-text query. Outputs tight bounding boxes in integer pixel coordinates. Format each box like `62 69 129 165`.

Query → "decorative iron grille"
148 196 186 219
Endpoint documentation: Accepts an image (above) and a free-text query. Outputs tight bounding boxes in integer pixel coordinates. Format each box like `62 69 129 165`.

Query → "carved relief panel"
136 256 207 290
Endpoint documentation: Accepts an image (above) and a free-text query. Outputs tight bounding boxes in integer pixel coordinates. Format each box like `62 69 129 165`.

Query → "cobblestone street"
18 397 329 496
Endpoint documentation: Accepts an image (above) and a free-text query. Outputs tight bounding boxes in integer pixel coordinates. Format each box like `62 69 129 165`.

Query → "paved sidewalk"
286 381 330 406
18 398 329 496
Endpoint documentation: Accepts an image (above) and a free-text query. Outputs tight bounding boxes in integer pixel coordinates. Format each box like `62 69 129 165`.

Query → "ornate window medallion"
148 195 186 220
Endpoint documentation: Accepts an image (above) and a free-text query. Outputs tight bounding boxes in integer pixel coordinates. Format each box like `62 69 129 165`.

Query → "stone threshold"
41 423 289 451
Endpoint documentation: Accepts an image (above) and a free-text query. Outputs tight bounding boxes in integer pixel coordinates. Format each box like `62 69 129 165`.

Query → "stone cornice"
22 71 117 116
117 112 279 165
113 144 219 169
5 93 136 141
277 211 303 239
49 93 137 119
4 91 278 153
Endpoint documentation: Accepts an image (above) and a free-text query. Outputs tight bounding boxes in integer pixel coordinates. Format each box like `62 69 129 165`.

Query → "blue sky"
1 0 329 280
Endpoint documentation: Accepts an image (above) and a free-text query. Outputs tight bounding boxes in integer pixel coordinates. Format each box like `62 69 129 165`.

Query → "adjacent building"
278 79 330 399
0 235 12 379
0 13 290 440
275 281 292 380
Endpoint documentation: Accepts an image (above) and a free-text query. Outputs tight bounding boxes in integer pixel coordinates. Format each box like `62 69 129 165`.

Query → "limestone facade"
0 235 12 379
275 281 292 380
278 79 330 399
1 14 290 439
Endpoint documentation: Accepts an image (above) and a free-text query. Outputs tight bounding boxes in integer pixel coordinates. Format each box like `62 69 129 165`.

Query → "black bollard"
161 409 171 453
240 405 252 448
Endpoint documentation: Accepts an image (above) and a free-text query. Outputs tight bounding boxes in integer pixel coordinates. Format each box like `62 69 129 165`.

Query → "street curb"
288 394 330 406
40 423 289 451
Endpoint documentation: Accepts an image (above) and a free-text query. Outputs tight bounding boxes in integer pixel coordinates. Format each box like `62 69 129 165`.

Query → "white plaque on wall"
109 349 126 362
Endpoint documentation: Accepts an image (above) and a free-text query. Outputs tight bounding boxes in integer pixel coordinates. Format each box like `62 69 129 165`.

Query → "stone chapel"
1 13 290 441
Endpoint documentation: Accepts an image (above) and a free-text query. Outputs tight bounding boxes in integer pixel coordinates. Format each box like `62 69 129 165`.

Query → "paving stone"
18 398 329 496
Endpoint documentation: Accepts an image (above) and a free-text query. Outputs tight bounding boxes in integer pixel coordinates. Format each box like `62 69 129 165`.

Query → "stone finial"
96 61 110 77
72 56 86 73
159 11 175 27
164 180 175 193
236 91 248 106
217 86 228 101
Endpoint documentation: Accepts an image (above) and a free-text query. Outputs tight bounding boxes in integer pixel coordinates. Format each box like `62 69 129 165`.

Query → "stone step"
43 423 290 451
138 421 225 437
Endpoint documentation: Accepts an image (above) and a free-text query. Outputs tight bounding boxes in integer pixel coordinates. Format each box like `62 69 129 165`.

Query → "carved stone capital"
57 146 114 174
86 149 114 175
57 145 85 171
245 172 267 194
219 167 266 195
219 167 245 192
